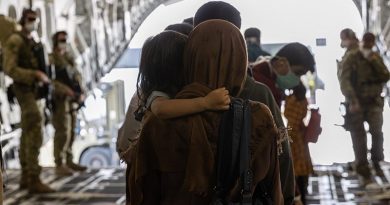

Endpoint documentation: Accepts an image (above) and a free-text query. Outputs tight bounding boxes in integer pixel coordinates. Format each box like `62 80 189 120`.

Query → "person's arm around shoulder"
151 87 230 119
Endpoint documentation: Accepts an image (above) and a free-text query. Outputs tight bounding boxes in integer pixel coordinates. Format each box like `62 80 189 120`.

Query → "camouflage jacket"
49 52 83 98
3 32 38 86
338 46 390 105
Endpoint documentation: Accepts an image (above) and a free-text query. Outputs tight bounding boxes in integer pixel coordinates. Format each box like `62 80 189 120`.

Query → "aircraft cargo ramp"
2 163 390 205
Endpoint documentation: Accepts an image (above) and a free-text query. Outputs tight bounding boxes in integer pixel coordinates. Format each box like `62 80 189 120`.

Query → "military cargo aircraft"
0 0 390 204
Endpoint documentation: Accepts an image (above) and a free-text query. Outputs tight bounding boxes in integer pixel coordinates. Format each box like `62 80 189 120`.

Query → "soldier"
50 31 87 175
3 9 54 193
338 28 390 185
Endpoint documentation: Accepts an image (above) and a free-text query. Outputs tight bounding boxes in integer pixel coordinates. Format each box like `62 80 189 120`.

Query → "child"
136 31 230 120
284 82 313 205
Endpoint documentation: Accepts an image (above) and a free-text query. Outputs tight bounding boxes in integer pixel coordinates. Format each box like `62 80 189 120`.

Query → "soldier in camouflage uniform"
338 29 390 185
2 9 54 193
50 31 87 176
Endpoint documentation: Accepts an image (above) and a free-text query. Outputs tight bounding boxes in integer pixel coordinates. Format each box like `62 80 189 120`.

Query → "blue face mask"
276 71 300 90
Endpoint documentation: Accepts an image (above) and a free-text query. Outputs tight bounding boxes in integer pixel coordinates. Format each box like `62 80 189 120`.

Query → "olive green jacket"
338 46 390 105
49 52 83 98
3 33 37 86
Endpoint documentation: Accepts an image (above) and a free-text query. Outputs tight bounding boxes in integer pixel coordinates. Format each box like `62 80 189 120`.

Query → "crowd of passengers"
117 1 390 205
116 1 390 205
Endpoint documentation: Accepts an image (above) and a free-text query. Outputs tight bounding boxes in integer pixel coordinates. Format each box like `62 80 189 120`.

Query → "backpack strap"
214 99 253 205
215 98 244 202
240 100 253 205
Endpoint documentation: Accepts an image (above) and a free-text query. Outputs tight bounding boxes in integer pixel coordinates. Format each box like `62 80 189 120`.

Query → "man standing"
244 27 270 63
3 9 54 193
50 31 87 176
338 29 390 185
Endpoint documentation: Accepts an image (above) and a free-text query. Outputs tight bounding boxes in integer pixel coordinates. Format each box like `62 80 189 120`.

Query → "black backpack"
213 98 272 205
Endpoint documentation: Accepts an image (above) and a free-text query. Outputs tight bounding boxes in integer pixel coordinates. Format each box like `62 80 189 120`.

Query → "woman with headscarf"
129 20 283 205
251 43 316 107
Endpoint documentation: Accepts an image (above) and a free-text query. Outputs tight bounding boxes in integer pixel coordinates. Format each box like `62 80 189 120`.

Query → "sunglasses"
58 39 67 43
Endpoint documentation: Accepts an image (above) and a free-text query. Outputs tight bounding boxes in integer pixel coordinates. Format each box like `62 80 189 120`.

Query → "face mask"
58 42 67 51
246 37 258 44
25 22 36 32
276 71 300 90
246 37 260 47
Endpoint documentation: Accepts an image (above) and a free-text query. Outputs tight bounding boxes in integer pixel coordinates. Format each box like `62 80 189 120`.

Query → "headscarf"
276 42 316 73
180 20 282 203
194 1 241 28
176 19 248 194
183 19 247 96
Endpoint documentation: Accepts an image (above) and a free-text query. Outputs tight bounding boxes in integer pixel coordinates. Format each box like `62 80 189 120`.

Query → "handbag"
305 108 322 143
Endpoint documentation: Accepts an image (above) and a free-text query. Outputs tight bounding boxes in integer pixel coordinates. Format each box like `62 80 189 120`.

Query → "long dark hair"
292 82 306 101
136 31 188 110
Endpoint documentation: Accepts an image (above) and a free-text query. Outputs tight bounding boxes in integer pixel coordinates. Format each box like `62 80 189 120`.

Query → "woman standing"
284 83 313 205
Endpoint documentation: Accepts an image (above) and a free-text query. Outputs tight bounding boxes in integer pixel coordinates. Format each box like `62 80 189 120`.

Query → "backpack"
0 15 19 72
213 98 272 205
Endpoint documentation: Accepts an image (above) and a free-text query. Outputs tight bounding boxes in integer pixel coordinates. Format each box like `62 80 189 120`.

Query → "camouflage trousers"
13 84 43 178
349 99 384 176
52 98 77 166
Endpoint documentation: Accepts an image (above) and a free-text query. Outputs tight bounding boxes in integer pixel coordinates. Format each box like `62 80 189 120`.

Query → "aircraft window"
8 5 17 20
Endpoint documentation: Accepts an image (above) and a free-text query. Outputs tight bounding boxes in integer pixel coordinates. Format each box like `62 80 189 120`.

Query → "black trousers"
296 176 309 205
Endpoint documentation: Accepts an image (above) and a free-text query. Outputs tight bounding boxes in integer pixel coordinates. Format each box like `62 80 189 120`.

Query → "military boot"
19 173 28 190
373 162 385 177
356 165 373 186
67 161 87 172
55 165 74 176
28 177 55 194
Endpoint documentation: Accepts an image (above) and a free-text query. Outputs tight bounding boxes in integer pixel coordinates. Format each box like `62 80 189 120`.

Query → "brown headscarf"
180 19 248 192
129 20 283 205
183 19 247 97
